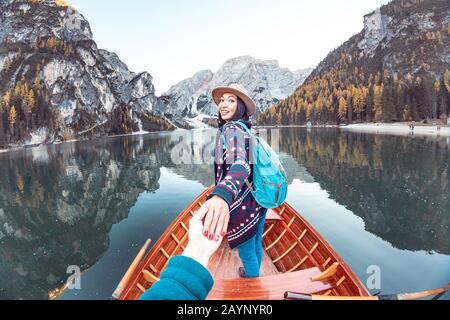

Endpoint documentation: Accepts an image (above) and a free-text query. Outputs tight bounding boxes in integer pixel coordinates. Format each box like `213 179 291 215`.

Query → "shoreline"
1 123 449 154
0 129 178 155
340 123 450 137
259 123 450 137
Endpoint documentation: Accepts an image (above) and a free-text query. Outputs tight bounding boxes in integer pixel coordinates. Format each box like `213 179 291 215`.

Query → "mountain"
257 0 450 126
156 56 312 128
0 0 175 150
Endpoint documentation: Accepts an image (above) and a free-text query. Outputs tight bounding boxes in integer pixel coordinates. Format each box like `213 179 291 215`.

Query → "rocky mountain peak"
156 55 312 128
0 0 93 44
0 0 174 149
221 55 279 69
358 8 392 56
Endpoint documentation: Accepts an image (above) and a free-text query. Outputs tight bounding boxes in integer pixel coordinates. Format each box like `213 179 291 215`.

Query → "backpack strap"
220 121 255 192
235 121 257 192
234 120 251 134
220 120 252 148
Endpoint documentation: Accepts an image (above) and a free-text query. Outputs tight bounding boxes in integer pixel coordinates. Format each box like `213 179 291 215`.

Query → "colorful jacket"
139 256 213 300
207 120 266 249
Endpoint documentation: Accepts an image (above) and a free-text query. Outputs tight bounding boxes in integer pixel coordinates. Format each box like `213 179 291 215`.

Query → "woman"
197 84 268 278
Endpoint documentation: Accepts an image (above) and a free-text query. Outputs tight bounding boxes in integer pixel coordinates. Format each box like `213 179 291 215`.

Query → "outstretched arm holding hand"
139 209 223 300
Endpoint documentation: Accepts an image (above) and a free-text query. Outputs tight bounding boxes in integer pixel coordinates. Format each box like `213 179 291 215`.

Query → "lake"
0 127 448 300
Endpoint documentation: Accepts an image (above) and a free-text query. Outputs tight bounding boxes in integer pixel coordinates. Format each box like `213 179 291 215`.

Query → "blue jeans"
237 209 267 278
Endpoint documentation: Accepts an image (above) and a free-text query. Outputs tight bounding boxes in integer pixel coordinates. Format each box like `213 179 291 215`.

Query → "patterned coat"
206 120 267 249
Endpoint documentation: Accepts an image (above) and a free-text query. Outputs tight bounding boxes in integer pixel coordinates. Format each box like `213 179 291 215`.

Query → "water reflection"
0 127 448 299
0 135 169 299
278 128 449 255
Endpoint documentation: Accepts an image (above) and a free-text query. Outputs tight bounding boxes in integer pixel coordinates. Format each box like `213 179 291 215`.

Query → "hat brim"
212 87 257 117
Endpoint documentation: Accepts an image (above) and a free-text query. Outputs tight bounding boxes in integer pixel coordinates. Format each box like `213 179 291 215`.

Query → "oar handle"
285 284 450 301
284 292 377 300
284 292 313 300
112 239 152 299
396 284 450 300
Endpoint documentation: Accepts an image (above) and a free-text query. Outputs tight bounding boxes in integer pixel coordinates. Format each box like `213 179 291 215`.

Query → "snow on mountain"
156 55 312 128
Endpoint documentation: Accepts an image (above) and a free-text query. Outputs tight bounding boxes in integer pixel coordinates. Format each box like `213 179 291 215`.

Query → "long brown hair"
217 113 227 127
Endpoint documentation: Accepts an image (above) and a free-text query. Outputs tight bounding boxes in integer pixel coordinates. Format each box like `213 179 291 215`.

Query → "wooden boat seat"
207 267 334 300
266 209 284 221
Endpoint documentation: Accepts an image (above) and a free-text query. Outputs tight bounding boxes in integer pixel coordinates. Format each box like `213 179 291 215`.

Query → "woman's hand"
182 208 224 267
197 196 230 241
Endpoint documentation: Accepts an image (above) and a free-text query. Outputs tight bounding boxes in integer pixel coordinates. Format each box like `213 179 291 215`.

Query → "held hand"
183 207 224 267
197 196 230 241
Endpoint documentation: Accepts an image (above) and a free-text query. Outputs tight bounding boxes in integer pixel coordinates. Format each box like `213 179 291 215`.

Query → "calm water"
0 128 448 300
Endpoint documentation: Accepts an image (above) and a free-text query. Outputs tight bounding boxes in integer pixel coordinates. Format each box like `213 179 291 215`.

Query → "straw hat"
212 84 257 117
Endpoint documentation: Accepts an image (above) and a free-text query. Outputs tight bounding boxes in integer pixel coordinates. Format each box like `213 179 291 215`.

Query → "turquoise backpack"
221 120 288 209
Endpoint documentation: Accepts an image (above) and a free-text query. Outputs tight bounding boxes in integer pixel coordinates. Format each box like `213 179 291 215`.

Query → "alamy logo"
169 128 280 165
67 265 81 290
366 265 381 290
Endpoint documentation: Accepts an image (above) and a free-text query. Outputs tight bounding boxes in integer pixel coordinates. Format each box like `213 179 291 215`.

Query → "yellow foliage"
338 97 347 120
444 69 450 93
9 106 17 125
4 91 11 107
55 0 69 7
373 84 384 121
27 89 36 114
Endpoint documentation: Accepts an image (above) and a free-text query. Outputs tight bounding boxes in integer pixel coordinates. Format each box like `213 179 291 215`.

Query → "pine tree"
366 84 374 122
352 87 365 121
347 92 353 122
433 80 440 119
3 91 11 110
437 78 449 117
26 89 36 114
338 97 347 121
34 77 41 92
444 69 450 93
373 84 383 122
382 79 396 122
9 105 17 125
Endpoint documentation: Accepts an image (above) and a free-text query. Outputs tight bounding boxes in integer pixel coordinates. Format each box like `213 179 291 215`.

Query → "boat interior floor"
206 240 333 300
207 240 280 279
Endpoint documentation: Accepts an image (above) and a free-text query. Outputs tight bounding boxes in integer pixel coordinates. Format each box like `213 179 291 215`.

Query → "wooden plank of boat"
115 185 370 300
207 267 334 300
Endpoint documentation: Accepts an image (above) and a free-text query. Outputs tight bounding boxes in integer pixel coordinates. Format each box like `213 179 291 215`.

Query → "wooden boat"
114 185 371 300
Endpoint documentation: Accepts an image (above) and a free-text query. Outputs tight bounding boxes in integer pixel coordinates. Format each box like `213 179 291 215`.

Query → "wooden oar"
285 284 450 301
112 239 152 299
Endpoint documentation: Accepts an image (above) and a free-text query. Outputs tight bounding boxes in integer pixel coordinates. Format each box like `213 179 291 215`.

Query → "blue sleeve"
139 256 214 300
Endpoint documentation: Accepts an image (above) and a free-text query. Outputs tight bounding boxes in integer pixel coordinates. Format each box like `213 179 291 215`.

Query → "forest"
257 69 449 126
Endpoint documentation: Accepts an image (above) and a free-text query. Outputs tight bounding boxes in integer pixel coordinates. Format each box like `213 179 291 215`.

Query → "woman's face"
218 93 238 122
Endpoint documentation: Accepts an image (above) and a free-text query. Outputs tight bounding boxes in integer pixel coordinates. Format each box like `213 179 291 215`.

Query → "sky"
69 0 392 95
